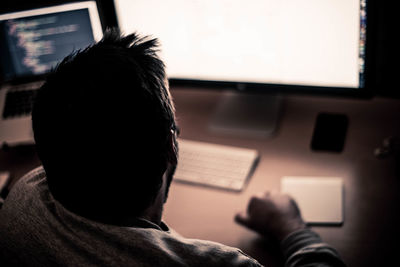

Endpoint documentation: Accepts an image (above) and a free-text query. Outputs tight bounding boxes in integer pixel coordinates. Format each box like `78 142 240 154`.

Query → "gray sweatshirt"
0 167 345 266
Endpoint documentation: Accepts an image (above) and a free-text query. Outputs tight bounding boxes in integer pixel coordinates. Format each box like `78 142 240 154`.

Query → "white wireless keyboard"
174 139 259 191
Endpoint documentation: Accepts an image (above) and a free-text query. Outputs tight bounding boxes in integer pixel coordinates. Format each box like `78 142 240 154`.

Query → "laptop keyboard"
2 89 38 119
174 139 259 191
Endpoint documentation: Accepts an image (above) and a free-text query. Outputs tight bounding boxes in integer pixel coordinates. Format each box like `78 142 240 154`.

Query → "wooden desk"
1 88 399 266
164 88 400 267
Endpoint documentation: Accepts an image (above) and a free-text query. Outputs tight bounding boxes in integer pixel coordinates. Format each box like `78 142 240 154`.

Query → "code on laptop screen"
0 8 94 80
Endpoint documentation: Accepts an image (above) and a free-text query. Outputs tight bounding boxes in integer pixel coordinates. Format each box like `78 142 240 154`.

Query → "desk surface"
1 88 400 266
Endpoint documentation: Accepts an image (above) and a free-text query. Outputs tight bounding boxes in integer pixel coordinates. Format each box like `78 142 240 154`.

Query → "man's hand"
235 191 306 242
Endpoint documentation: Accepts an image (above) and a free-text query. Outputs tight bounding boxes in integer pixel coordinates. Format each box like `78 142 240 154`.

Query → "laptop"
0 1 103 146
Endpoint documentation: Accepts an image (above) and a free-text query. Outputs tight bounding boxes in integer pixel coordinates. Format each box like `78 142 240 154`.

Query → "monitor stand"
209 91 282 138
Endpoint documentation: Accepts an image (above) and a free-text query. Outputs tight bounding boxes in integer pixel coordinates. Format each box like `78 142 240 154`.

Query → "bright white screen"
114 0 361 88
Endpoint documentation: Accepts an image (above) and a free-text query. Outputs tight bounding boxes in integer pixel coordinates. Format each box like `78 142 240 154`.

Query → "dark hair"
32 29 178 223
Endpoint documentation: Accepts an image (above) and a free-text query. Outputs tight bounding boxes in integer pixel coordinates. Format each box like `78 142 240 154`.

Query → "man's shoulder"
153 227 262 266
0 166 51 233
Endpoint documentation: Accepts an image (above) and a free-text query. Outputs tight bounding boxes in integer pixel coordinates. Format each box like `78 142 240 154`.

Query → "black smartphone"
311 113 349 152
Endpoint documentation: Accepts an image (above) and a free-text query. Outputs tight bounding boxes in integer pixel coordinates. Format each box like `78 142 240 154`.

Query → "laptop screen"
0 1 103 82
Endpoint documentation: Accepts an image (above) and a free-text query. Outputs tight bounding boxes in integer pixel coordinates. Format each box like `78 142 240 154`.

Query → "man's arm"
235 192 346 267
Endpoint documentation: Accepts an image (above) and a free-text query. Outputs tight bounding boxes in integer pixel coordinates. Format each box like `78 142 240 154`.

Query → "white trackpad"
281 176 344 225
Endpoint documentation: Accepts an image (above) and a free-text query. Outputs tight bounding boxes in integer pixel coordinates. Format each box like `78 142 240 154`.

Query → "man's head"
32 29 178 224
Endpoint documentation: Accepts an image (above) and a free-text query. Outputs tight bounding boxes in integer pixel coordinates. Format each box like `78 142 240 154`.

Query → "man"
0 30 346 266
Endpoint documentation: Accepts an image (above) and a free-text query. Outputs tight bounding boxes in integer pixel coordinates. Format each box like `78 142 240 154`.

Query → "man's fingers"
234 211 250 227
235 210 261 232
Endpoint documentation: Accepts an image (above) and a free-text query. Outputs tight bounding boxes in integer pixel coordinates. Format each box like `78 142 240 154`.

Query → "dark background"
1 0 398 99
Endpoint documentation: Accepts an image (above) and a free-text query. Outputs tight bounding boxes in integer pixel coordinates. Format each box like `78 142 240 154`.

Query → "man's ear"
168 129 178 166
162 131 178 204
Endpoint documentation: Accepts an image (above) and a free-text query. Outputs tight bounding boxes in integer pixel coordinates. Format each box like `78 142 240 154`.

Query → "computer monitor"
113 0 371 137
0 1 103 82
